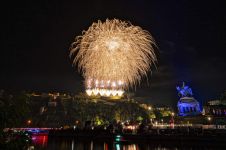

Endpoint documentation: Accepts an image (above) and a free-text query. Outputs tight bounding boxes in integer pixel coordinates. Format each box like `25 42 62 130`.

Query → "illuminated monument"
177 82 201 116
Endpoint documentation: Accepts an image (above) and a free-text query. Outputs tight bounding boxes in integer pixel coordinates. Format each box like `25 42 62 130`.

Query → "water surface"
31 135 223 150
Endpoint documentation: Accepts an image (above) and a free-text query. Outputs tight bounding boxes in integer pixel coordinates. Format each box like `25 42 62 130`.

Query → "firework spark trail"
70 19 156 96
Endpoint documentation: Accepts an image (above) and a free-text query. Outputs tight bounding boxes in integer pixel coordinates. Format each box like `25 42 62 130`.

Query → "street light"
207 117 211 121
27 120 32 126
155 121 158 125
171 112 175 117
161 119 163 125
170 114 175 128
148 106 152 110
207 116 212 126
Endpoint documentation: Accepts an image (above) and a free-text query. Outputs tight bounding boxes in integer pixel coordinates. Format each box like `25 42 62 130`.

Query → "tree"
0 91 31 129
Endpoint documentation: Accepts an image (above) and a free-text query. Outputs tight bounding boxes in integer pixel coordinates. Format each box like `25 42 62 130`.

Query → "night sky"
1 0 226 107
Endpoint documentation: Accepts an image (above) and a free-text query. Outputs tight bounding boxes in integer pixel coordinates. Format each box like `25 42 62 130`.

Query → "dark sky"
1 0 226 107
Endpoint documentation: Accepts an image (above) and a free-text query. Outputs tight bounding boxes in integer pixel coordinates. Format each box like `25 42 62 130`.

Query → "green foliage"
149 112 156 119
161 110 172 117
153 109 173 119
136 116 143 122
153 110 163 119
57 98 150 126
114 101 149 122
0 91 31 129
0 130 31 150
0 91 151 128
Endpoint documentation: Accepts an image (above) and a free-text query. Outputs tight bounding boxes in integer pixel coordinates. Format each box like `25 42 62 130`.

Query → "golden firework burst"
70 19 156 96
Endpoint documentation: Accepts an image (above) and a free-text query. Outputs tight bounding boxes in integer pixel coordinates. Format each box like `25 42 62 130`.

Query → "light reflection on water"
32 135 48 147
31 135 216 150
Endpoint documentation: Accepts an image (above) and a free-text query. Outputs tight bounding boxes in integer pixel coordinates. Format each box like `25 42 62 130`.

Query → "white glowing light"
117 90 124 96
93 89 99 95
107 39 120 50
86 89 92 96
118 80 123 85
112 82 116 87
105 90 111 97
85 88 124 97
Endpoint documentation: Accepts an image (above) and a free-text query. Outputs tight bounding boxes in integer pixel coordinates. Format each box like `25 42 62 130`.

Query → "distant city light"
171 112 175 116
207 116 212 121
27 120 32 125
155 121 158 125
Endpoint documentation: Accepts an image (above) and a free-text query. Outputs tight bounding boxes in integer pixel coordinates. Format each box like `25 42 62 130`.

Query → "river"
31 135 225 150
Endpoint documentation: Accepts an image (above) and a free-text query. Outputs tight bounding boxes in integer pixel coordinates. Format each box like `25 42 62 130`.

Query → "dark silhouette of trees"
0 90 31 129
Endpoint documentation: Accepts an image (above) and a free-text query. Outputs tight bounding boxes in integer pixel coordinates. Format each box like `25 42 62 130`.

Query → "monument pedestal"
177 97 201 116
